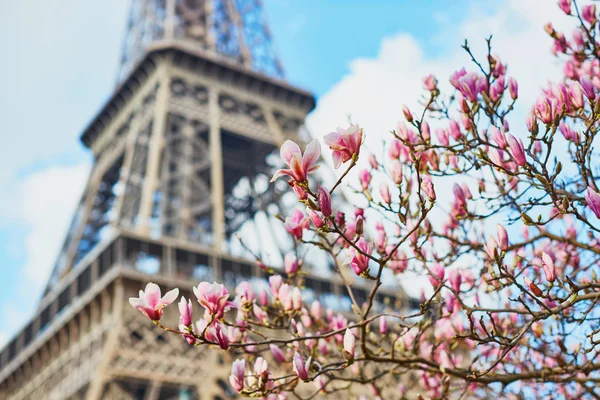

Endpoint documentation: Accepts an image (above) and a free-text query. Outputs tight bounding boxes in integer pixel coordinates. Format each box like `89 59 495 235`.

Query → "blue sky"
0 0 564 345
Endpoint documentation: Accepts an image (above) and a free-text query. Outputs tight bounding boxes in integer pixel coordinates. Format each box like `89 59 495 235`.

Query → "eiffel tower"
0 1 410 399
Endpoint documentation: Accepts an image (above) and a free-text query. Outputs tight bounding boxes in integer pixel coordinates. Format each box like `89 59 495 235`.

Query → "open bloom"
229 359 246 393
293 352 311 381
347 237 373 275
271 139 320 183
324 124 364 169
585 187 600 218
193 282 236 319
129 282 179 321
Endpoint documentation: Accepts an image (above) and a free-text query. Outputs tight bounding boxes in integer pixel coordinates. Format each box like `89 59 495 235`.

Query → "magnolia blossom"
497 224 509 251
129 283 179 321
229 359 246 393
421 175 436 201
347 238 373 275
293 352 311 381
318 185 332 217
541 252 556 283
585 187 600 218
193 282 236 319
284 253 299 275
271 139 320 183
284 209 309 239
324 124 364 168
205 321 229 349
507 134 527 166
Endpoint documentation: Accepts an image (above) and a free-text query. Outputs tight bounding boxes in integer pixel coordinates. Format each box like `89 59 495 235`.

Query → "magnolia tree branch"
129 1 600 398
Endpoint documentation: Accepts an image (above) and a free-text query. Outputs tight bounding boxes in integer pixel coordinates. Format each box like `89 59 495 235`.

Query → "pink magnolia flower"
380 183 391 204
497 224 509 251
379 316 387 334
449 269 462 293
421 175 436 201
236 281 255 303
457 72 486 102
541 252 556 283
306 207 325 228
269 275 283 299
428 263 445 288
284 209 309 239
129 282 179 321
570 83 584 109
421 121 431 141
391 160 403 185
284 253 299 275
424 74 438 91
270 344 287 363
449 119 462 141
359 169 371 190
324 124 364 169
369 154 378 169
581 76 596 100
343 328 356 360
507 134 527 166
271 139 320 183
435 128 449 146
229 359 246 393
193 282 236 319
558 0 571 15
178 297 193 326
582 4 597 24
535 96 558 125
205 321 229 349
508 77 518 99
318 185 332 217
489 126 507 149
347 237 373 275
586 187 600 218
402 105 413 122
293 352 311 381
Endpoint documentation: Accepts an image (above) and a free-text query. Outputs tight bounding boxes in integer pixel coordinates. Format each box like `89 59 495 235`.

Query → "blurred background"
0 0 564 348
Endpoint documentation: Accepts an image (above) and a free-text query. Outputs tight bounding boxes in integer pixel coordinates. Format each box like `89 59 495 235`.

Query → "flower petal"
160 288 180 307
144 282 161 308
302 139 321 171
280 140 302 165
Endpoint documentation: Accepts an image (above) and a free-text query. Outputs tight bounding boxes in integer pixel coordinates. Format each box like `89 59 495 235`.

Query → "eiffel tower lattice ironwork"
0 1 411 399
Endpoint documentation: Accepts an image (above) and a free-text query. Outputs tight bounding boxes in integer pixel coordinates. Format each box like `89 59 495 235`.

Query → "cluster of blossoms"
132 1 600 398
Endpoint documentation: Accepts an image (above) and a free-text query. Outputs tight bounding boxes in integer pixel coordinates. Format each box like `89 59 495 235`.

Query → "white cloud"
18 163 90 289
306 0 570 297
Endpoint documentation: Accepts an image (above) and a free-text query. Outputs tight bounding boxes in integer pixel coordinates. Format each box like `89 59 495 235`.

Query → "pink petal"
302 139 321 171
144 282 161 308
159 288 180 307
129 298 143 308
323 132 341 147
270 168 293 182
332 151 343 169
280 140 302 165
